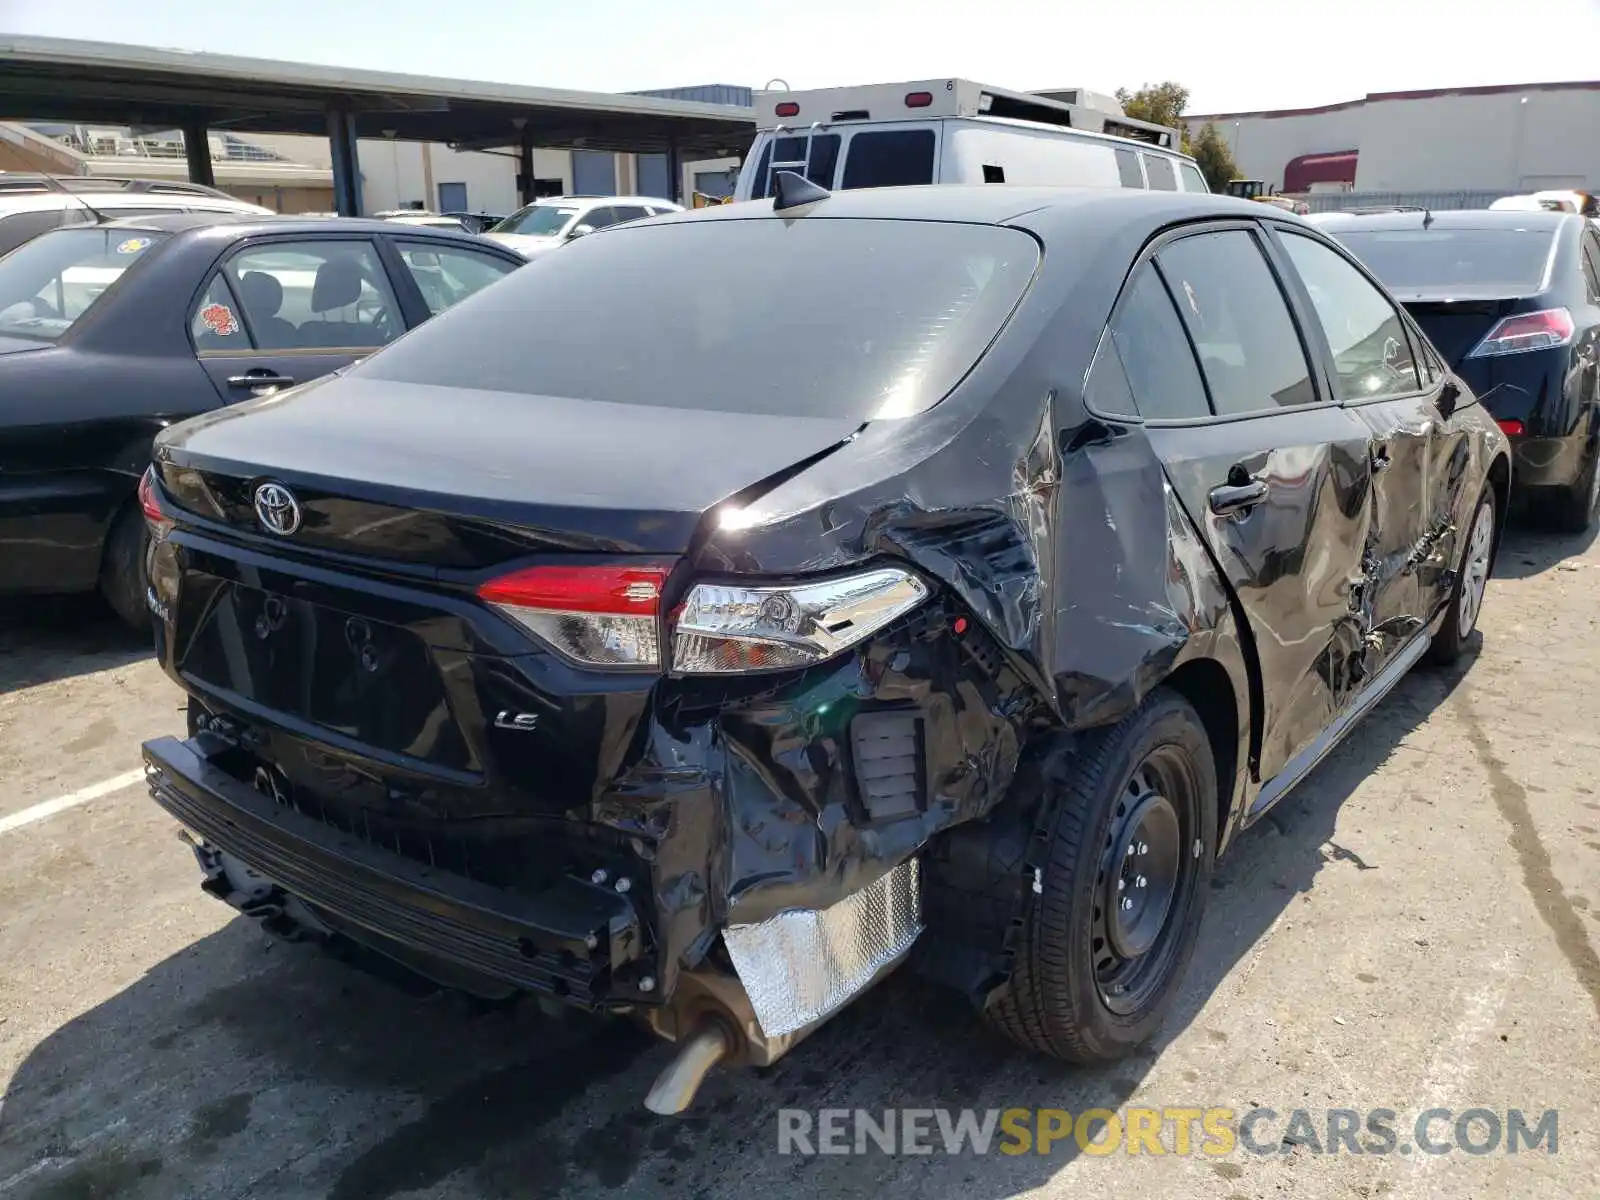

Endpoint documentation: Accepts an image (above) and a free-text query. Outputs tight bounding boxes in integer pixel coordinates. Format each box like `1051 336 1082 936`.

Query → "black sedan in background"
1317 208 1600 529
0 213 525 625
138 183 1508 1111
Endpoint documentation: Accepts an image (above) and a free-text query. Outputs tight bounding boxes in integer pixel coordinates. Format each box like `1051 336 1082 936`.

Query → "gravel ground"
1 525 1597 1200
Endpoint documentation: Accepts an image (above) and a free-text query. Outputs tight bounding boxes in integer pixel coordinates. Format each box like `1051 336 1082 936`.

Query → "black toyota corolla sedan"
1317 208 1600 529
0 213 525 625
138 182 1508 1113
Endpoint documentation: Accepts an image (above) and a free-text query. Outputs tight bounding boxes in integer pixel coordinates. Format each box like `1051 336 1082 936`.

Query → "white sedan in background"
483 194 683 258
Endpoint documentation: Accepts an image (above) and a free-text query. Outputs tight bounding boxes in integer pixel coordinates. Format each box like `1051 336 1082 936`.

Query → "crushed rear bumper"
141 734 647 1008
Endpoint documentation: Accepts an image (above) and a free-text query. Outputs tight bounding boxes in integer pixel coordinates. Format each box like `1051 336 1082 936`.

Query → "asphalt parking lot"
2 524 1598 1200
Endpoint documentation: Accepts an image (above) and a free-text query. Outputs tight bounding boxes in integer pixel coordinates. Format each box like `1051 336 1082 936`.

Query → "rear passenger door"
1106 223 1377 788
189 237 403 403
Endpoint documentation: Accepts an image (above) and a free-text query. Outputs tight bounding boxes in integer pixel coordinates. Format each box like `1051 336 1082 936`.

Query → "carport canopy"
0 35 757 213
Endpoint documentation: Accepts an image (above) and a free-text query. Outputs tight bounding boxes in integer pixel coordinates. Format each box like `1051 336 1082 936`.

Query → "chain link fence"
1301 190 1507 214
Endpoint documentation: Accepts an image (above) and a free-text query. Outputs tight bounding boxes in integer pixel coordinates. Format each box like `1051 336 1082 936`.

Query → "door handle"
226 371 295 389
1371 445 1392 473
1209 477 1269 515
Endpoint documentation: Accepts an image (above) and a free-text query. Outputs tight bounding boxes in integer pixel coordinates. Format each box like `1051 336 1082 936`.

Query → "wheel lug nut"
590 868 608 885
1121 897 1133 911
1138 842 1149 855
1137 875 1147 888
1117 879 1125 891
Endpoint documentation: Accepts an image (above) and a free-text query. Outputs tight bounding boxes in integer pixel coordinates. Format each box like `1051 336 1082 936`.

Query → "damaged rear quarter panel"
615 211 1251 974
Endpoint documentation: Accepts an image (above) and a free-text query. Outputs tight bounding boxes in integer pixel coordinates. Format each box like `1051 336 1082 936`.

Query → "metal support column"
518 124 535 205
327 104 364 217
665 138 682 204
182 118 215 189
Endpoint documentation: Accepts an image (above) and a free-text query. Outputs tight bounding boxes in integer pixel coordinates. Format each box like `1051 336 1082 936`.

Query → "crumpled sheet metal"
723 858 922 1038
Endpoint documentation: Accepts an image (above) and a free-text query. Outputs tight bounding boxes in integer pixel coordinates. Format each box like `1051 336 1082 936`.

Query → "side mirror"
568 224 595 239
1437 378 1461 419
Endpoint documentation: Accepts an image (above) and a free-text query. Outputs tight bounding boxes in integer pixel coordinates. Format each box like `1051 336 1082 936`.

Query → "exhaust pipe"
643 1020 731 1115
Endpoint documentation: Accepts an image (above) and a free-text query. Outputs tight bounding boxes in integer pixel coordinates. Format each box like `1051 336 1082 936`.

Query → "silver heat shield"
723 858 923 1038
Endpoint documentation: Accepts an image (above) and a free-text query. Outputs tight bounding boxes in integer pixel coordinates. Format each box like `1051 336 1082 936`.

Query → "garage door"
572 151 618 195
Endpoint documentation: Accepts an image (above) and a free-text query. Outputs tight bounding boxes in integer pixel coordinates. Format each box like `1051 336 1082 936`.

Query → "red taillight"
774 101 800 118
478 565 666 614
478 564 669 668
904 91 933 108
138 466 173 536
1497 418 1526 437
1468 307 1574 359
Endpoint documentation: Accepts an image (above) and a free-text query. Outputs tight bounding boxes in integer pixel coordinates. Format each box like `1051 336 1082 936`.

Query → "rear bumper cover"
142 734 646 1007
1510 433 1587 489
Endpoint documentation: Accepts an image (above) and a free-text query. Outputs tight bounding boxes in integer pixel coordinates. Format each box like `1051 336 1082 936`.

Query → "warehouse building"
1185 80 1600 205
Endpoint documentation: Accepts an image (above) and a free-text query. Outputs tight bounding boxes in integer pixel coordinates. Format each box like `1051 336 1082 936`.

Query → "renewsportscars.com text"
776 1107 1559 1157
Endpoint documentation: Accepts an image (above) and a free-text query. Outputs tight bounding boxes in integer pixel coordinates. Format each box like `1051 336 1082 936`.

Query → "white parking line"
0 769 146 836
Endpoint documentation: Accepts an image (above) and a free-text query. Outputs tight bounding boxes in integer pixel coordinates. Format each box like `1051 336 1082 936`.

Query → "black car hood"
154 373 863 554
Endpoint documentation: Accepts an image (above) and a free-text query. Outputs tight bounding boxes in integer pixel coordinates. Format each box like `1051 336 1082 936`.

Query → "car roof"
94 211 492 239
1312 208 1576 233
643 184 1272 232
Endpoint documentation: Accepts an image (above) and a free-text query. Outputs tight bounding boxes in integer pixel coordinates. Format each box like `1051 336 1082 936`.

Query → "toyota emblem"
253 481 302 536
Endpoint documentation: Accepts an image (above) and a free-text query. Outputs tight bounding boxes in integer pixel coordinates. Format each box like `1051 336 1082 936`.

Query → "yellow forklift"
1225 178 1309 215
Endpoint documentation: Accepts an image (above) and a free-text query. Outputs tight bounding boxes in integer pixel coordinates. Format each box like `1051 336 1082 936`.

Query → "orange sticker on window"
199 303 238 336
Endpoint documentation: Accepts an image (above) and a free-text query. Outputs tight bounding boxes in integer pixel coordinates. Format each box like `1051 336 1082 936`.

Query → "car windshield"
0 225 169 342
491 204 580 237
1334 227 1555 293
358 217 1040 420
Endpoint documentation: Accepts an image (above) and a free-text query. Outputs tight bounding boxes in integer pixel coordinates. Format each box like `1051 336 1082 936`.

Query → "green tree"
1189 121 1240 192
1115 82 1193 152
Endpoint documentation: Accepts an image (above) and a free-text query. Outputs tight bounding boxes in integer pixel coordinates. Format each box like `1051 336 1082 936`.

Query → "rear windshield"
359 217 1039 420
0 225 168 342
491 204 580 236
1333 228 1555 293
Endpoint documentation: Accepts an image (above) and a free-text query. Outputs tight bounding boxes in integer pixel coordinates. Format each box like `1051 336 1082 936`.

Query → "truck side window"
1114 147 1143 189
1143 155 1178 191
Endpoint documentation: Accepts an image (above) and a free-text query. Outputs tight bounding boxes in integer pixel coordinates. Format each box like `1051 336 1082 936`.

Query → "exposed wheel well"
1162 658 1239 849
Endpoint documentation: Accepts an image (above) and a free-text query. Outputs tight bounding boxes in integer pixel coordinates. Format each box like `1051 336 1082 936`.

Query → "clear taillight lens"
478 564 669 668
671 567 929 675
1468 307 1574 358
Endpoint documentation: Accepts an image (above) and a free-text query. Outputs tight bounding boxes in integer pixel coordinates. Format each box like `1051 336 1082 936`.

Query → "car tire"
984 689 1217 1062
99 502 150 630
1427 487 1496 666
1542 442 1600 533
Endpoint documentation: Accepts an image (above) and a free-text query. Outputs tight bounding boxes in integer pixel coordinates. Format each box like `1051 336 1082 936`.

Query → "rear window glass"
358 218 1039 421
752 134 843 197
841 130 937 189
0 226 168 342
1333 228 1555 293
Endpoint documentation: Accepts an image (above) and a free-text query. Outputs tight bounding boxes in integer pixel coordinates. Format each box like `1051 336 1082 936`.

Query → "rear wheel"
99 503 149 630
1540 441 1600 532
1428 487 1496 665
985 690 1217 1061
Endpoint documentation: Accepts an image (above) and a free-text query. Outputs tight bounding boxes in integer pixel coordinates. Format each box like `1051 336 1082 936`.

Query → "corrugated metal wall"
1303 190 1509 213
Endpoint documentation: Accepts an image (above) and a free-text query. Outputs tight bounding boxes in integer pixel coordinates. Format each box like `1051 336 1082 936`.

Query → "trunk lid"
155 372 862 564
1400 296 1520 370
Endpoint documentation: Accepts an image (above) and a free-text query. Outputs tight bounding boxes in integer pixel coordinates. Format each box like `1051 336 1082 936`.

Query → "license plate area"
179 577 472 770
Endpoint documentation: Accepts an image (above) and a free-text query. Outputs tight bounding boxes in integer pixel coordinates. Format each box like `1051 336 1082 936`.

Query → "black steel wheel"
986 688 1218 1062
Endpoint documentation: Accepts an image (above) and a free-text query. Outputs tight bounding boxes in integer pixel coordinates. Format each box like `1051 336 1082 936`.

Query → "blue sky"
4 0 1599 114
